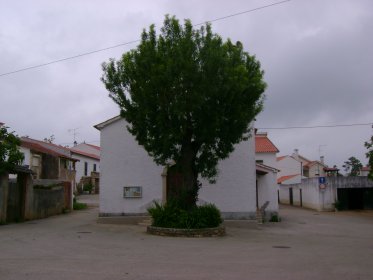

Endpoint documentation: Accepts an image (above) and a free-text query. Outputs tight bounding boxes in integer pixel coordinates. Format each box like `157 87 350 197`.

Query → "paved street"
0 196 372 280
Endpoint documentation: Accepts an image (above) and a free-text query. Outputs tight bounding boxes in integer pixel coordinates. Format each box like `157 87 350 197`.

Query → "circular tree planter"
147 225 225 237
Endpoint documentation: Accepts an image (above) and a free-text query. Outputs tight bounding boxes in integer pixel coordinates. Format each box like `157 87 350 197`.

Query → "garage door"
337 188 373 210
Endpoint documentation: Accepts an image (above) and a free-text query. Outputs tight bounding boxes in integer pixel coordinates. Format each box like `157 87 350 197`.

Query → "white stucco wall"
99 119 163 215
257 171 278 213
198 137 257 219
72 154 100 184
280 174 303 185
99 118 258 219
256 152 277 169
277 156 302 180
308 164 326 177
17 146 31 167
279 178 335 211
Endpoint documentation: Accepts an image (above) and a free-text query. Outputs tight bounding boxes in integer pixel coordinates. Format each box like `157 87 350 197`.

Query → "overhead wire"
0 0 291 77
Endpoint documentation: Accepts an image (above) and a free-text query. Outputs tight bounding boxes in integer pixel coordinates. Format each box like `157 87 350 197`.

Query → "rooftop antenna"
68 127 80 146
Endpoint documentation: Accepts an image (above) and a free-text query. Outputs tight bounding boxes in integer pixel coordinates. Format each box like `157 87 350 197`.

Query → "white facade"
256 152 277 169
277 156 302 184
71 154 100 183
96 117 271 219
70 143 100 184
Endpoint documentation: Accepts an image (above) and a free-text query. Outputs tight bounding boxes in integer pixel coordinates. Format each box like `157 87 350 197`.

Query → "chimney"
292 149 299 159
320 156 324 164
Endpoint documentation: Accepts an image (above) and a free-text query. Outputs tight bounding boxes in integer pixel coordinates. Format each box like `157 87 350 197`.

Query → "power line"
258 122 373 130
0 0 291 78
58 122 371 145
194 0 291 26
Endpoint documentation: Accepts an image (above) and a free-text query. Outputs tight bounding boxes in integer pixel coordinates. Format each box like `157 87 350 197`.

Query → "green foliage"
269 214 281 222
102 15 266 208
364 136 373 180
0 126 24 175
73 199 87 210
342 156 363 176
148 201 222 229
83 183 93 193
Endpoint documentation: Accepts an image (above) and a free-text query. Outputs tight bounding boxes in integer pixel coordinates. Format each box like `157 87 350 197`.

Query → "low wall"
279 176 373 211
1 175 72 223
147 226 226 237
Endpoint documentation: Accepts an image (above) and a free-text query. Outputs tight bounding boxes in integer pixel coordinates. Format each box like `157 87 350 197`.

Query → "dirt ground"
0 195 372 280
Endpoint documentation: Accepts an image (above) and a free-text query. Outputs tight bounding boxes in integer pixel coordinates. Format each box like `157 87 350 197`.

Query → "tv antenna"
68 127 80 145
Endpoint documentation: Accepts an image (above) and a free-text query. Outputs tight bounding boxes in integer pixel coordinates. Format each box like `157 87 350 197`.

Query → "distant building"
19 137 78 186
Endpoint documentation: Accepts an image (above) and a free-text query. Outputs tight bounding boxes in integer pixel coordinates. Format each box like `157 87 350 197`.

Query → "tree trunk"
167 142 199 209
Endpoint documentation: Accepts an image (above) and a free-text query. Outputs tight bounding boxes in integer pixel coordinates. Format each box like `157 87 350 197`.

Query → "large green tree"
101 16 266 208
364 136 373 180
0 125 24 175
342 156 363 176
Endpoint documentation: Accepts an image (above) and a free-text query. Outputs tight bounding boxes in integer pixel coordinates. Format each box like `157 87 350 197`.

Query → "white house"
95 116 279 220
276 155 303 185
255 132 279 214
70 143 100 184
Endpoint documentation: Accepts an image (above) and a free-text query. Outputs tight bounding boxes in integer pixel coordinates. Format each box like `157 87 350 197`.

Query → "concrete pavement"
0 201 372 280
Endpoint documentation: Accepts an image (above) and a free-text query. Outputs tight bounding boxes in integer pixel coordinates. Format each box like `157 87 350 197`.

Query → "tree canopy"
342 156 363 177
101 16 266 207
0 125 24 175
364 136 373 180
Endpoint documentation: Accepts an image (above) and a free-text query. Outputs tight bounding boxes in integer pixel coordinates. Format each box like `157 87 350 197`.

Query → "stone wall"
147 226 226 237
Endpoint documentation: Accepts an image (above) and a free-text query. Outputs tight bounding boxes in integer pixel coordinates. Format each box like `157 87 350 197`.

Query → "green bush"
269 214 281 222
73 201 87 210
148 202 222 229
83 183 93 194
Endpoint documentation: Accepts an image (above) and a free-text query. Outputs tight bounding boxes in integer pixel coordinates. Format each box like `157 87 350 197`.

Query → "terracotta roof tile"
86 143 101 151
277 174 299 184
255 135 279 153
276 155 287 161
21 137 78 161
71 150 100 160
361 166 370 171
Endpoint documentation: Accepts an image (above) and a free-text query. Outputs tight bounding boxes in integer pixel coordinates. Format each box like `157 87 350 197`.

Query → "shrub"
269 214 281 222
73 197 87 210
148 202 222 229
83 183 93 194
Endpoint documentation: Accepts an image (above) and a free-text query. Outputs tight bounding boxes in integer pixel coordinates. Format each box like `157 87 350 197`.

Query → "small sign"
123 186 142 198
319 183 326 190
319 177 326 184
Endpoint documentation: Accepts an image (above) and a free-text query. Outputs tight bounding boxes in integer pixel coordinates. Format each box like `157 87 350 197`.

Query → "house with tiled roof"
276 155 302 185
255 132 279 168
254 132 280 215
291 149 327 178
20 137 78 185
70 143 100 190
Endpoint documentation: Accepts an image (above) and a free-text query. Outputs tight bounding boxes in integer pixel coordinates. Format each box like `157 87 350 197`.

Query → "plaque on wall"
123 186 142 198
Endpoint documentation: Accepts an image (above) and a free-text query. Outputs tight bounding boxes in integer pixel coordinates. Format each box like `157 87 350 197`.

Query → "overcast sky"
1 0 372 170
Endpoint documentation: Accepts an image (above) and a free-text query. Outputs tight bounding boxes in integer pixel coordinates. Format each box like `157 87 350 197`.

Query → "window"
256 160 264 164
93 163 97 172
84 162 88 176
